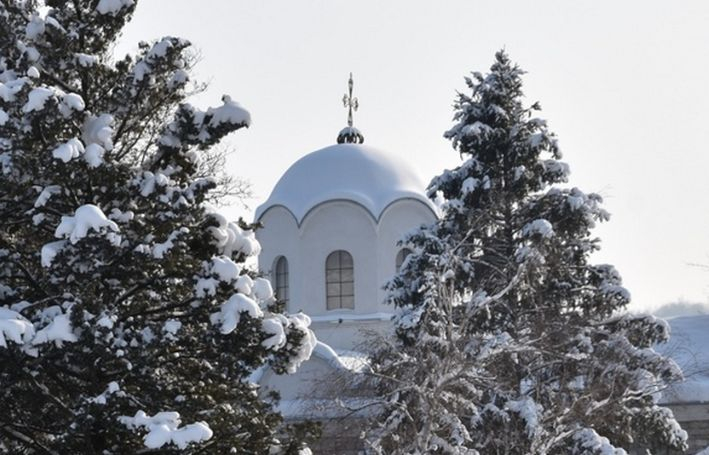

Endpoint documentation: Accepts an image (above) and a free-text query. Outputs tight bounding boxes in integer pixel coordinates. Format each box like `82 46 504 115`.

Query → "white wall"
257 198 436 350
377 199 438 295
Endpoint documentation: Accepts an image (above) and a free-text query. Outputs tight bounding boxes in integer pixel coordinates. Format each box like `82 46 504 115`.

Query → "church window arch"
272 256 289 305
396 248 413 273
326 250 354 310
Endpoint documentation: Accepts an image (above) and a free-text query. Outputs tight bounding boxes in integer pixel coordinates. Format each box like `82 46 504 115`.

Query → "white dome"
255 144 436 224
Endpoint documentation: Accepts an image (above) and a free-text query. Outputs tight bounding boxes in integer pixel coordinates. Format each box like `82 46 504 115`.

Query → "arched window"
326 250 354 310
396 248 413 273
272 256 289 305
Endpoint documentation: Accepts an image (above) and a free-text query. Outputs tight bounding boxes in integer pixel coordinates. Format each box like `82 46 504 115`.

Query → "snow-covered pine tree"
367 51 687 454
0 1 316 453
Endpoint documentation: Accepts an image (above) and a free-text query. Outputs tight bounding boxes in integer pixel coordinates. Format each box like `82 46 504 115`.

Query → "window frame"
325 250 355 310
272 256 289 305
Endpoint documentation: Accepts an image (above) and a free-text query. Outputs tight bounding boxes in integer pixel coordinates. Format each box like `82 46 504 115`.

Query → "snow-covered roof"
255 143 437 225
657 314 709 404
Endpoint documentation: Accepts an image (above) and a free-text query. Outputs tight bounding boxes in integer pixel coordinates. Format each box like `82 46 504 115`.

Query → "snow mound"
55 204 119 244
118 410 212 450
255 143 437 224
313 342 369 372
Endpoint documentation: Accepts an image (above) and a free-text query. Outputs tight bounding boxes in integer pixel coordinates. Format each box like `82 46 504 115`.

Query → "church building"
252 75 437 427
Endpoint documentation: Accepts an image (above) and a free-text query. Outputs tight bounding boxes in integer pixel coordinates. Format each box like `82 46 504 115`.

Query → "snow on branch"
54 204 119 245
96 0 135 16
572 428 627 455
0 305 78 350
0 307 35 348
118 410 212 450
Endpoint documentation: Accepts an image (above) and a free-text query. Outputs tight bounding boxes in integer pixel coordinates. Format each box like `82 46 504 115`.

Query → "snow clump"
60 92 85 114
22 87 54 113
83 113 114 152
26 66 40 78
204 209 260 257
118 410 212 450
572 428 627 455
210 256 241 282
0 307 35 348
207 95 251 128
52 138 84 163
41 240 66 267
32 312 78 347
96 0 134 16
34 185 61 207
522 219 554 238
211 294 262 335
54 204 119 244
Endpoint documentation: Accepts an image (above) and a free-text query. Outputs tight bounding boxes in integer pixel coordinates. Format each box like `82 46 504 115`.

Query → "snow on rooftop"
657 314 709 403
255 143 436 224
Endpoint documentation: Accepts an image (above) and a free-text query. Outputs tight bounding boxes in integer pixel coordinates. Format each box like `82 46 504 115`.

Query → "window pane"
326 270 340 282
326 253 340 269
341 296 354 309
341 282 354 297
340 252 353 267
327 296 341 310
326 283 341 297
340 268 354 282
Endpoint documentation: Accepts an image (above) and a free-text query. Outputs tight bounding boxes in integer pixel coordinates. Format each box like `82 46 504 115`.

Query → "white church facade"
254 141 437 409
251 77 438 430
255 142 437 350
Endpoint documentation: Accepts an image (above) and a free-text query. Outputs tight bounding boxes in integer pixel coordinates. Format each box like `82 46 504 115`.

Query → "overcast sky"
118 0 709 313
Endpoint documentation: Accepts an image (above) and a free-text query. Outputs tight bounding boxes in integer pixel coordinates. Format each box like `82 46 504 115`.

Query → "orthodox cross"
342 72 359 128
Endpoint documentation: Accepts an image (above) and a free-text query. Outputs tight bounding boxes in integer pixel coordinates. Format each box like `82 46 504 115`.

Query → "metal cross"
342 72 359 127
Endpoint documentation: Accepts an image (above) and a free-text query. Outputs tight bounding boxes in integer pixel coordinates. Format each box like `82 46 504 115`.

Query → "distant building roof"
658 314 709 403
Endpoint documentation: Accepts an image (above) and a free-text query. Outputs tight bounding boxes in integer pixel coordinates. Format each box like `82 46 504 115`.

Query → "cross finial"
342 72 359 127
337 73 364 144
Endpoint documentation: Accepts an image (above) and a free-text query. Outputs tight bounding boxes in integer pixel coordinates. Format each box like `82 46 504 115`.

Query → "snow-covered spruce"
365 51 687 454
0 2 316 453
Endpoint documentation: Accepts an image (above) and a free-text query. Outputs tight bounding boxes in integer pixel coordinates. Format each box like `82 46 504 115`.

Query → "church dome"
255 143 436 224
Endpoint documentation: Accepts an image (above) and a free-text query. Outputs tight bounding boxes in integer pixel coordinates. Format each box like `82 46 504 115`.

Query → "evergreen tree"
367 51 687 454
0 1 316 453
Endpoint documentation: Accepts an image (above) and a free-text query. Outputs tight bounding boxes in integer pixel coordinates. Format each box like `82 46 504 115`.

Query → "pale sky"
118 1 709 312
